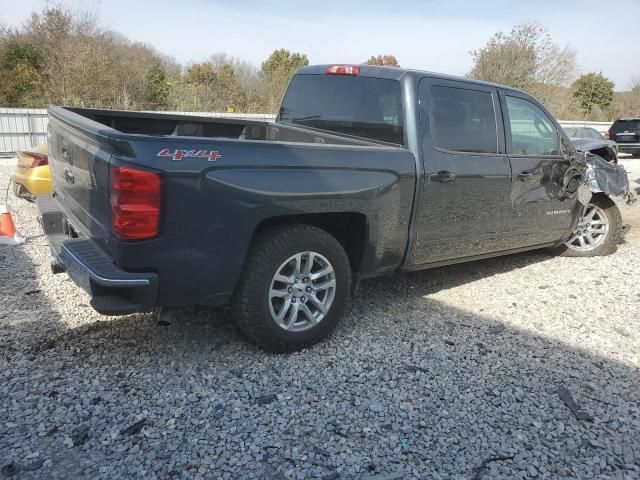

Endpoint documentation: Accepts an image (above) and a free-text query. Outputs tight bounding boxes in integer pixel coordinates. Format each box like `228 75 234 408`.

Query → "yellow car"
12 144 52 199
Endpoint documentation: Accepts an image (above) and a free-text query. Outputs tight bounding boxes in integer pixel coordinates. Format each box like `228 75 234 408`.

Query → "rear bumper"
36 195 159 315
13 165 53 197
616 143 640 152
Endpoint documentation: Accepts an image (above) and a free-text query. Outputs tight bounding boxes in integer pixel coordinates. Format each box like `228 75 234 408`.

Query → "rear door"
501 91 577 245
410 78 512 265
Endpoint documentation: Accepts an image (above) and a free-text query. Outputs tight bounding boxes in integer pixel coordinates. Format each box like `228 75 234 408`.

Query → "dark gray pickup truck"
38 64 624 352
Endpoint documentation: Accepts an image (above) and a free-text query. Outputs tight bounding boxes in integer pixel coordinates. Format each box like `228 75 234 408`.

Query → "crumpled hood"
570 138 617 163
571 138 609 153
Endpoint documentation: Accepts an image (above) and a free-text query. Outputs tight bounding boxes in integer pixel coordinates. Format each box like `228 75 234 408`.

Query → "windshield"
279 74 404 144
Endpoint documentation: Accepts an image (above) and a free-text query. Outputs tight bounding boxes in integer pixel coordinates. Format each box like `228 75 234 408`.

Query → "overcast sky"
1 0 638 90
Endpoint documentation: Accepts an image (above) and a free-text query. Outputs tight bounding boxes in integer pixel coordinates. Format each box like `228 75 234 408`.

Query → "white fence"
0 107 612 156
0 108 49 155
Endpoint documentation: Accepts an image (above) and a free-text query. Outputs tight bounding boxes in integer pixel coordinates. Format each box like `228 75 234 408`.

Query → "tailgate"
47 106 115 245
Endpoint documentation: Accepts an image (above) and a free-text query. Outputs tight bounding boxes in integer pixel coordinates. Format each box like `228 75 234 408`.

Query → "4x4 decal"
157 149 222 161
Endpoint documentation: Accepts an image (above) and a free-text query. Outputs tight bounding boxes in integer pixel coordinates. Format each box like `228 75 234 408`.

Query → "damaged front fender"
578 152 637 204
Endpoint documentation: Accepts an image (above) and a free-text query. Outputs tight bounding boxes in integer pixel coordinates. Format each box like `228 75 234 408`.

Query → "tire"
231 224 351 352
551 194 622 257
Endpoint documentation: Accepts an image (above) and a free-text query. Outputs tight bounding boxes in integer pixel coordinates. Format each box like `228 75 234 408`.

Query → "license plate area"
616 134 637 142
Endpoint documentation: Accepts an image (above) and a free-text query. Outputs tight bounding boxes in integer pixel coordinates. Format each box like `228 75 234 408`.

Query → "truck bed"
64 107 385 147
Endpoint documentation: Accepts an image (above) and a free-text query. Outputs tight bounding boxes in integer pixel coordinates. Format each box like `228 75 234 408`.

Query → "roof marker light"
325 65 360 76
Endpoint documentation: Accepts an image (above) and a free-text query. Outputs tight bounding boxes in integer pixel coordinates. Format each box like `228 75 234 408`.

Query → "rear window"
279 74 404 145
611 119 640 132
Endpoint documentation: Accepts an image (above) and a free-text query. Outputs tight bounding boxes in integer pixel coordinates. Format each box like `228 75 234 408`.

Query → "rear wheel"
552 195 622 257
232 224 351 352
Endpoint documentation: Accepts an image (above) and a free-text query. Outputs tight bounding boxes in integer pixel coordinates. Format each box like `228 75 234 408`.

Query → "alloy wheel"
268 251 336 332
564 203 610 252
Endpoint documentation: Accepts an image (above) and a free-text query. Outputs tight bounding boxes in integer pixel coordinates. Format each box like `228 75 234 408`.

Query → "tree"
0 39 44 106
363 55 400 67
572 72 614 117
260 49 309 112
629 77 640 114
468 23 576 94
143 65 169 109
215 62 245 111
0 6 177 109
185 62 216 86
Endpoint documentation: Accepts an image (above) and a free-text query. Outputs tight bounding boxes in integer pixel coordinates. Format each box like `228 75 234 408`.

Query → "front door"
500 91 578 246
410 78 513 265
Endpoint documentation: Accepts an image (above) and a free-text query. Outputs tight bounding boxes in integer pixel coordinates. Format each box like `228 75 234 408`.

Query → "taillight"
17 151 48 168
110 165 160 240
30 153 48 168
325 65 360 76
603 131 610 139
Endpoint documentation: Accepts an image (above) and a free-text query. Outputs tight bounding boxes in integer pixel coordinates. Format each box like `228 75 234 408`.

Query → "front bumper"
36 195 159 315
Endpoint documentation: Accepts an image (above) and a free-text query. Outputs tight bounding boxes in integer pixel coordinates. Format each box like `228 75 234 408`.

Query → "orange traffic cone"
0 205 25 245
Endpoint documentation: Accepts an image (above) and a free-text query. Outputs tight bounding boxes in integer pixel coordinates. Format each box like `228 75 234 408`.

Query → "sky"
1 0 639 90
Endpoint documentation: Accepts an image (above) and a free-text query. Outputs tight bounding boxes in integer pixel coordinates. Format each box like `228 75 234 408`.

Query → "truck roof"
296 64 527 95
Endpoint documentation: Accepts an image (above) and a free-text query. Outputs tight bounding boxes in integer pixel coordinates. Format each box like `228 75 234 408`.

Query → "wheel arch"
251 212 368 273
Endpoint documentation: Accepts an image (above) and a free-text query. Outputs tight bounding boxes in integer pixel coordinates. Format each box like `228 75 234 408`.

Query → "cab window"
506 96 559 156
429 85 498 154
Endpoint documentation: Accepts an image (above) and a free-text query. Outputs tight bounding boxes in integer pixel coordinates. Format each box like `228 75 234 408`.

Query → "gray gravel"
1 157 640 479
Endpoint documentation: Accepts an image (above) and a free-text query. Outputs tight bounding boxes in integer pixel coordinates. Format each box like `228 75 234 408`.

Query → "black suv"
608 118 640 156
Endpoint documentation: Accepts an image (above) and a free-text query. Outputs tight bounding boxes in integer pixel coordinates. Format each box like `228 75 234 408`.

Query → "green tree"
260 49 309 112
0 6 178 109
364 55 400 67
143 65 170 109
215 62 245 110
572 72 614 117
0 39 44 106
185 62 216 86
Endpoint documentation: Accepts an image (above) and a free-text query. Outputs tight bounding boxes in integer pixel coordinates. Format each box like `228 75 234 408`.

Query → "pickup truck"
38 64 622 352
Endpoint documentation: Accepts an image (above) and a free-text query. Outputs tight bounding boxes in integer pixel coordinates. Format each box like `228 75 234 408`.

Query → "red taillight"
603 131 610 139
325 65 360 76
110 165 160 240
18 151 48 168
30 153 48 168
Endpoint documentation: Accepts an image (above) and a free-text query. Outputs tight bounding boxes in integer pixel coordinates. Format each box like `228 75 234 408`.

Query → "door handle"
516 172 534 181
429 171 456 183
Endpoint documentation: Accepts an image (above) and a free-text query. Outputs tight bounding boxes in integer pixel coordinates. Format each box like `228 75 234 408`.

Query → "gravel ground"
1 157 640 480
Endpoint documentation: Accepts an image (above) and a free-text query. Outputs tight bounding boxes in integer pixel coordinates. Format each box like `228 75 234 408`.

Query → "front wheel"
552 195 622 257
232 224 351 352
